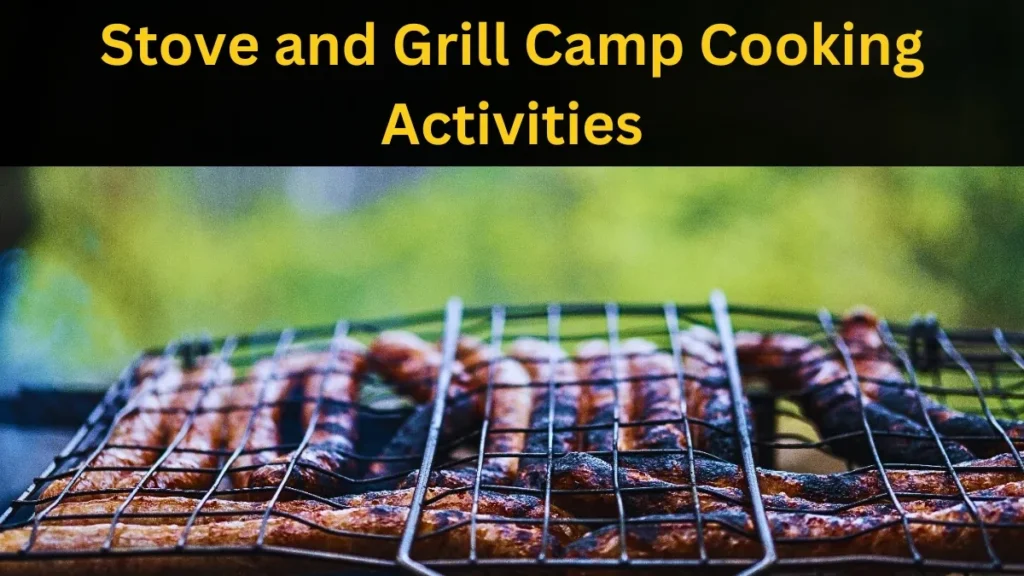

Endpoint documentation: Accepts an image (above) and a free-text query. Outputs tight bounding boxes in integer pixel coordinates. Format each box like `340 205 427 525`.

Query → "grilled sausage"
36 495 334 527
551 450 1024 510
226 352 319 491
335 487 584 541
38 357 181 505
0 506 563 572
576 340 633 455
840 309 1024 458
564 496 1024 563
42 489 585 542
508 338 583 489
675 327 755 464
366 332 474 483
399 338 533 489
734 322 977 466
368 330 469 403
142 358 233 492
621 338 687 452
248 339 367 496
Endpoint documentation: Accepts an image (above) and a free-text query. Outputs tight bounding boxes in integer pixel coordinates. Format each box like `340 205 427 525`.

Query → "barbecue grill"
2 290 1024 575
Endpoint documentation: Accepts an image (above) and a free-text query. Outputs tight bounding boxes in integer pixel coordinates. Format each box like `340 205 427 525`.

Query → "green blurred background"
1 166 1023 388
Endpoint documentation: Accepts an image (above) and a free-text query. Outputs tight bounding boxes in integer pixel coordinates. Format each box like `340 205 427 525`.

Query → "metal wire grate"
1 291 1024 575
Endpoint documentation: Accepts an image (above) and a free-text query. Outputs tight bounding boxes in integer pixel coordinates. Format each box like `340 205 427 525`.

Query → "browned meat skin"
552 451 1024 509
840 309 1024 458
675 327 755 464
38 495 335 526
43 489 586 543
38 357 181 505
367 330 470 403
249 340 367 497
365 332 474 483
576 340 634 454
335 487 584 542
0 505 562 573
508 338 583 489
226 352 319 491
143 359 233 492
621 338 686 452
398 338 533 489
564 496 1024 562
734 318 977 466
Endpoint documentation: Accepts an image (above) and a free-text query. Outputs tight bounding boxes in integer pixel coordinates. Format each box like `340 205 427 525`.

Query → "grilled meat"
335 487 584 541
365 332 475 483
225 352 321 491
840 309 1024 457
143 358 233 491
550 450 1024 511
564 496 1024 562
38 357 182 505
37 495 334 527
398 337 532 488
621 338 686 452
576 340 633 454
508 338 583 489
248 339 367 496
0 505 562 574
368 330 469 403
675 327 754 464
735 316 978 466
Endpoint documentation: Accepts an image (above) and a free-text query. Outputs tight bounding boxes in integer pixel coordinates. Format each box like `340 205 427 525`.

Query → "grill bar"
396 297 464 576
664 300 709 563
537 302 561 562
710 290 776 575
468 305 505 561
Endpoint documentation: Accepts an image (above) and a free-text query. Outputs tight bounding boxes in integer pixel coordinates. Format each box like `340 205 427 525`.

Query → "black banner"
4 1 1022 165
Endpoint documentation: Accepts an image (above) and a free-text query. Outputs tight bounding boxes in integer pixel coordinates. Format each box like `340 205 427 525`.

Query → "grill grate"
2 292 1024 575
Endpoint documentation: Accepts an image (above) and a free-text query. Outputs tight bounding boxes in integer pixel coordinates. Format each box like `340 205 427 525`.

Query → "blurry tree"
3 167 1023 385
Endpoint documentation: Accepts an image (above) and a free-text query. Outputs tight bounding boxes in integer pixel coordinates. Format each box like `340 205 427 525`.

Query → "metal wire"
4 295 1024 575
712 291 776 575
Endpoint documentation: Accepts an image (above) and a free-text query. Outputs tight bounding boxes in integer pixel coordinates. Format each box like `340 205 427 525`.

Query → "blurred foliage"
2 166 1022 386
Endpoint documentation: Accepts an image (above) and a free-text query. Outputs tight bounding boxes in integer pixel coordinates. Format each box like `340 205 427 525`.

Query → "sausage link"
841 309 1024 458
226 352 318 491
248 340 367 496
508 338 582 489
399 338 533 489
144 358 233 492
576 340 633 455
0 505 562 574
621 338 687 452
38 357 180 505
564 496 1024 562
365 331 474 484
734 324 977 466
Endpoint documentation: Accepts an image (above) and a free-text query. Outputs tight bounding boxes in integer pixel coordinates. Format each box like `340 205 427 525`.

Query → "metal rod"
709 290 776 576
396 297 463 576
468 305 506 561
664 301 708 563
537 302 561 562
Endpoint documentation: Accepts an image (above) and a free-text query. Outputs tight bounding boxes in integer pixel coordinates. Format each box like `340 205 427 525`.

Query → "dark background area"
3 1 1023 164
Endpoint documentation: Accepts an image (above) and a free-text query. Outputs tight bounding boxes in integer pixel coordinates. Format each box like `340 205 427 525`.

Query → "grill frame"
1 292 1024 575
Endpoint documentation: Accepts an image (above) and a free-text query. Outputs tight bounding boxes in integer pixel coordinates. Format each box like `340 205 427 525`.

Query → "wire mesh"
1 294 1023 575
